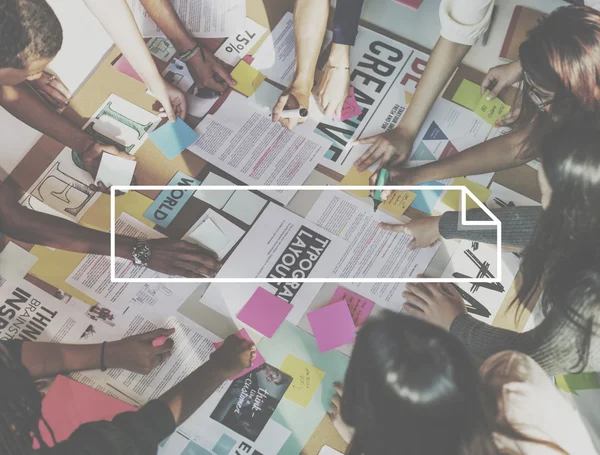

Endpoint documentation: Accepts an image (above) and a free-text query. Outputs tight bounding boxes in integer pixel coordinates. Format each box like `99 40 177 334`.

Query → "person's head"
0 343 50 454
341 312 498 455
517 119 600 371
514 5 600 157
0 0 63 85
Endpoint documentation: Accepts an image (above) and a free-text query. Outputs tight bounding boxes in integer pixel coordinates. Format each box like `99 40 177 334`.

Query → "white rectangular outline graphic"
110 185 501 284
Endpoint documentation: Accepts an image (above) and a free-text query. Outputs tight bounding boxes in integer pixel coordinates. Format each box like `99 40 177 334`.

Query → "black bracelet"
100 341 107 372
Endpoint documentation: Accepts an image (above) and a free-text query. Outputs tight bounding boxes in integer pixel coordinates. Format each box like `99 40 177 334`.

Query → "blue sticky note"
212 434 236 455
181 441 211 455
143 171 200 228
149 117 199 159
258 322 349 455
411 181 444 215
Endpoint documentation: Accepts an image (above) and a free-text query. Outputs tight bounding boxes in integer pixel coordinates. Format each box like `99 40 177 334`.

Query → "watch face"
133 242 151 265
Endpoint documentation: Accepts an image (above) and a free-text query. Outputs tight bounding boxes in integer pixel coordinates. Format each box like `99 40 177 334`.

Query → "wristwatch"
132 239 152 267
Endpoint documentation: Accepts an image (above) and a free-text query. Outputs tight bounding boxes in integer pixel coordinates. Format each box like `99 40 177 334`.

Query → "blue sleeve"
332 0 364 45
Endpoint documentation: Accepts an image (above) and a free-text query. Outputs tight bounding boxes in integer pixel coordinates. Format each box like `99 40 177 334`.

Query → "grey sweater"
438 206 600 376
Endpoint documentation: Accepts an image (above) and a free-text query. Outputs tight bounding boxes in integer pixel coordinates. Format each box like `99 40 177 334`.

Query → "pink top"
480 351 597 455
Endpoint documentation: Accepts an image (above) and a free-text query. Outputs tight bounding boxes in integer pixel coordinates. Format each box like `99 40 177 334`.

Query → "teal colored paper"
143 171 200 228
149 117 199 159
411 181 444 215
258 321 350 455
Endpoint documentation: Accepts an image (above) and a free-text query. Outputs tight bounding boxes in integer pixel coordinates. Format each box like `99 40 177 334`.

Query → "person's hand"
146 238 222 278
367 166 422 201
353 128 415 172
402 278 467 330
316 65 350 120
481 60 523 100
495 106 521 127
187 46 236 94
104 328 175 374
28 71 71 110
210 334 257 378
380 216 441 249
76 142 135 194
272 83 310 130
327 383 355 444
152 81 187 121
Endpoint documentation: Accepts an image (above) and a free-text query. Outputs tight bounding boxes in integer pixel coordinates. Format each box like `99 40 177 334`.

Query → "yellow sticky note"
280 354 326 407
474 91 511 126
441 177 491 211
405 91 414 104
452 79 481 111
381 190 417 218
231 61 266 97
340 166 371 197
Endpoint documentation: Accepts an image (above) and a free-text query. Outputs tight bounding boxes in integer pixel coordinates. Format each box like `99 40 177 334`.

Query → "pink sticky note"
393 0 424 9
329 287 375 327
242 54 254 65
213 329 266 380
237 287 292 338
113 55 144 83
38 375 136 446
308 300 357 353
339 87 362 121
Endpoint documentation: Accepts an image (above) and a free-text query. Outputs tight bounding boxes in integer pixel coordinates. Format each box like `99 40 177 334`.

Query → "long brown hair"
512 5 600 158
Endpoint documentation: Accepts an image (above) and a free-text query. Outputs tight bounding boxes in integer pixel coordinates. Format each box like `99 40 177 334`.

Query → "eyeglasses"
523 75 554 112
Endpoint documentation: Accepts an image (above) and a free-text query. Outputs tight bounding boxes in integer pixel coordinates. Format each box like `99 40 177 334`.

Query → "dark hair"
0 0 63 69
341 312 499 455
516 119 600 372
0 344 53 454
512 5 600 159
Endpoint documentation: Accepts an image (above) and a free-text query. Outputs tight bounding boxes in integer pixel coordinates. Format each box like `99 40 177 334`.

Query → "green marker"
372 168 389 212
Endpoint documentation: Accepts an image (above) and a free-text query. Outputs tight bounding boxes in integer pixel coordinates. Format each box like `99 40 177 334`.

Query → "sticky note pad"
188 218 229 253
474 91 511 126
237 287 292 337
411 181 444 215
144 171 200 228
223 190 266 225
213 329 266 381
95 153 137 191
340 166 371 197
381 190 417 218
452 79 482 111
194 172 235 209
441 177 492 211
149 117 199 159
307 300 356 353
231 61 266 97
280 354 326 407
339 87 362 121
329 287 375 327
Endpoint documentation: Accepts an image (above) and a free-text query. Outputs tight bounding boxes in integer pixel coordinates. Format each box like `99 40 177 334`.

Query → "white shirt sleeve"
439 0 495 46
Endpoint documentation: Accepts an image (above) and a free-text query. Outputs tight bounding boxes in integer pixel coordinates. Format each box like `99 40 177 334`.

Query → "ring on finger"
46 75 56 86
158 354 163 362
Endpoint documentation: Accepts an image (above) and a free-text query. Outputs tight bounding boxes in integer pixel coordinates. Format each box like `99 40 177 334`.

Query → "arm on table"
0 185 220 277
272 0 330 129
82 0 184 120
137 0 235 93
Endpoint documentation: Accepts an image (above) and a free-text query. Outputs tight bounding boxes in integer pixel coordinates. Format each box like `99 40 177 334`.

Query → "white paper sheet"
193 172 235 208
183 208 245 259
147 37 176 62
214 17 267 66
305 191 439 310
251 12 332 87
128 0 245 38
222 190 267 225
189 92 330 204
318 446 344 455
160 59 220 118
95 153 137 190
201 203 349 324
0 242 38 281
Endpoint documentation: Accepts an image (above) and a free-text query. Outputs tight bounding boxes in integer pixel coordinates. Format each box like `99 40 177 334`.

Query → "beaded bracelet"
326 64 351 70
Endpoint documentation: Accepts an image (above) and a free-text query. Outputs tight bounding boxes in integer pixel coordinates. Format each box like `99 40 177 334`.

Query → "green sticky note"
474 91 511 126
452 79 482 111
556 372 600 394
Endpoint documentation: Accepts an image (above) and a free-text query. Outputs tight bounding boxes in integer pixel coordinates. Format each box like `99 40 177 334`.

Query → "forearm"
21 342 104 378
293 0 330 87
395 37 469 138
138 0 195 53
412 128 530 183
157 359 228 425
83 0 164 88
0 84 90 152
